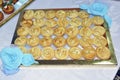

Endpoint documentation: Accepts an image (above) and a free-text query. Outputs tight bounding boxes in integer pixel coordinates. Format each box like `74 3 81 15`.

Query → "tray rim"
11 8 118 66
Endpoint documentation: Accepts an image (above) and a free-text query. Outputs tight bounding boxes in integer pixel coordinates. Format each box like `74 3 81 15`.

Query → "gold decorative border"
0 0 34 27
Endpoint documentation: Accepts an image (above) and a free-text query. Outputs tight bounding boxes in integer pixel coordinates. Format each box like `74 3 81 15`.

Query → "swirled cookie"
96 47 111 60
67 10 78 18
92 36 107 47
67 37 79 47
66 27 78 37
53 37 66 47
69 47 82 60
29 46 41 59
79 10 89 19
92 16 104 25
81 18 92 27
17 27 29 36
56 10 66 18
20 20 33 28
79 27 92 37
29 27 41 36
27 36 39 47
15 36 27 46
45 19 57 28
23 10 34 20
54 27 65 36
41 47 54 60
34 10 45 19
39 37 52 47
33 19 45 27
41 27 53 37
46 10 56 19
69 18 81 27
82 46 96 60
57 18 68 27
92 26 106 36
55 47 68 60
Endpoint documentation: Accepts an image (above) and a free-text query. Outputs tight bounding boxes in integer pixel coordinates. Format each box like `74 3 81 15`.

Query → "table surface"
0 0 120 80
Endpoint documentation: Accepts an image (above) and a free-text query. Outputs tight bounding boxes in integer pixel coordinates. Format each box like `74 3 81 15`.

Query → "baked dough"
57 18 68 27
45 19 57 28
41 47 54 60
66 27 78 37
81 18 92 27
82 46 96 60
34 10 45 19
67 37 79 47
39 37 52 47
92 16 104 25
54 27 65 36
27 36 39 47
79 10 89 19
79 27 92 37
55 47 68 60
29 46 41 59
15 36 27 46
67 10 78 18
29 27 41 36
53 37 66 47
17 27 29 36
46 10 56 19
20 19 33 28
23 10 34 20
41 27 53 37
33 19 45 27
96 47 111 60
69 18 81 27
56 10 66 18
69 47 82 59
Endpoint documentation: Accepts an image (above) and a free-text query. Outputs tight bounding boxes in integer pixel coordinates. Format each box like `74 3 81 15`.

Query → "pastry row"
20 15 104 28
18 46 111 60
17 25 106 37
15 36 108 48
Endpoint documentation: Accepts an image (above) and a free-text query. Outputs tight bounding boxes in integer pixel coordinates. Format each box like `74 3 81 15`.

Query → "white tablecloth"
0 0 120 80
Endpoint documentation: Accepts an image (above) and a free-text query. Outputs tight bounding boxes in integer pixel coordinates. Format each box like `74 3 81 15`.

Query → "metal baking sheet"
11 8 118 66
0 0 34 27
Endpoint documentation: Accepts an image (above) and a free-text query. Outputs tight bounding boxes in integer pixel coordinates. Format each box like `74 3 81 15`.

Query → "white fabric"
0 0 120 80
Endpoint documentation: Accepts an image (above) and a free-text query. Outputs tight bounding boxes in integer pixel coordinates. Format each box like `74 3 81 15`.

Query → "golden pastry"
57 18 68 27
55 47 68 60
68 10 78 18
17 27 29 36
33 19 45 27
34 10 45 19
69 18 81 27
41 47 54 60
15 36 27 46
54 27 65 36
79 37 92 48
92 16 104 25
0 11 4 21
81 18 92 27
27 36 39 47
53 37 66 47
96 47 111 60
20 20 33 28
39 37 52 47
79 10 89 19
79 27 92 37
23 10 34 20
41 27 53 37
69 47 82 59
29 27 41 36
92 26 106 36
82 46 96 60
92 36 107 47
46 10 56 19
56 10 66 18
45 19 57 28
18 46 28 53
66 27 78 37
67 37 79 47
29 46 41 59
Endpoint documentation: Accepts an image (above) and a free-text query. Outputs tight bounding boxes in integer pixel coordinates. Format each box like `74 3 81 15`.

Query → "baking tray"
11 8 118 66
0 0 34 27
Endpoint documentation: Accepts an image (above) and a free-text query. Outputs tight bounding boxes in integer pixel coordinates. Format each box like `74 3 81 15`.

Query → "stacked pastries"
14 9 111 60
